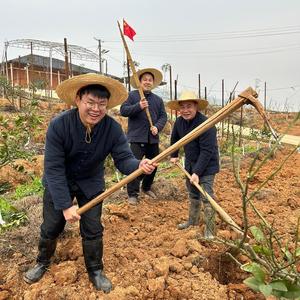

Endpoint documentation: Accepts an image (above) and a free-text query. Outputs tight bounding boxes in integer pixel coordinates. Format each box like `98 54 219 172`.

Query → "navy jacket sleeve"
44 120 72 210
154 99 167 132
192 127 217 176
110 123 140 174
120 92 143 117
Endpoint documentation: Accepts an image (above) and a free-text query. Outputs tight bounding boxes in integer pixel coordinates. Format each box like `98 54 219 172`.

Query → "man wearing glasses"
23 73 156 293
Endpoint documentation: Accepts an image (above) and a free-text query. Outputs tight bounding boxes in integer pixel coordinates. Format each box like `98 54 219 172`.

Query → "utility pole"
4 42 9 80
221 79 224 137
169 65 173 100
102 59 108 75
94 38 109 75
69 51 73 77
264 81 267 110
198 74 201 98
174 78 178 118
98 39 102 74
64 38 69 79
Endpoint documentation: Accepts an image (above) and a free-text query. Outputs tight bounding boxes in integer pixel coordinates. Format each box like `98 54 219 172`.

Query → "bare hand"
150 126 158 136
190 173 199 185
139 159 158 174
63 205 81 222
140 98 149 109
170 157 179 164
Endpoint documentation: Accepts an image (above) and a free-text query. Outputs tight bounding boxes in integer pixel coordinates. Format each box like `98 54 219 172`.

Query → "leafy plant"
0 101 43 167
14 177 44 200
240 223 300 298
217 115 300 299
0 196 28 232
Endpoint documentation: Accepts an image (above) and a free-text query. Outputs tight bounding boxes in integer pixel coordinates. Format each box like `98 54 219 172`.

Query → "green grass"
14 177 44 200
221 143 257 156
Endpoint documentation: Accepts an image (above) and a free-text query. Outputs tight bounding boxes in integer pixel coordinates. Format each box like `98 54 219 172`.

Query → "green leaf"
282 248 293 262
296 248 300 257
241 262 266 282
259 283 272 297
253 245 272 256
270 280 288 292
250 226 265 242
283 282 300 299
243 277 260 292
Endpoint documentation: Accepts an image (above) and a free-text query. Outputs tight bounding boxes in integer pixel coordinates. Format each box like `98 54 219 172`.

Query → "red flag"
123 19 136 41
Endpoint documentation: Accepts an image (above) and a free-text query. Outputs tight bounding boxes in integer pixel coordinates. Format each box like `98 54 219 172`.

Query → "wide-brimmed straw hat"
56 73 128 109
167 91 208 111
130 68 163 89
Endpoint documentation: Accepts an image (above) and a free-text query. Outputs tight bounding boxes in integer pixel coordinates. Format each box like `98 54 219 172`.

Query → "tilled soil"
0 99 299 299
0 145 299 300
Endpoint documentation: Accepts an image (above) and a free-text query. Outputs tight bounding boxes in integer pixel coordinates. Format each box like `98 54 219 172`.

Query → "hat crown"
179 90 199 101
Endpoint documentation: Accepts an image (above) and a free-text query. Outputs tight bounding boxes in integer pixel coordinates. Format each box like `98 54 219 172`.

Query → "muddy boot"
23 238 57 284
177 199 201 230
83 239 112 293
204 203 216 240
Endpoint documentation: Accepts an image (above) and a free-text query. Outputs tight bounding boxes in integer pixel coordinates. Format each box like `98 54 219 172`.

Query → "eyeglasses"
83 100 108 110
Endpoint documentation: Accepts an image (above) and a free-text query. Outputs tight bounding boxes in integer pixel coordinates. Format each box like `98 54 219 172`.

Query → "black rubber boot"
204 203 216 240
177 198 201 230
23 238 57 284
82 239 112 293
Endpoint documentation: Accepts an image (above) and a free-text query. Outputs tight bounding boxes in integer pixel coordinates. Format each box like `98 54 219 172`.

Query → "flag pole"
117 20 154 128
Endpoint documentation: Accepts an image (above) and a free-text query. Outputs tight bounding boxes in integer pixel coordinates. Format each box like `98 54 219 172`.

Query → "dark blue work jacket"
120 90 167 144
43 108 139 210
170 112 220 177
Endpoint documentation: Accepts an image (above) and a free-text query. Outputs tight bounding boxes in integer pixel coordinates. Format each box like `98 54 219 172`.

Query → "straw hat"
56 73 128 109
167 91 208 111
130 68 163 89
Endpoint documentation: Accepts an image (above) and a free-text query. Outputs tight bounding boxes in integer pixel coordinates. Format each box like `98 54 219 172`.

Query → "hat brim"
167 99 208 111
56 73 128 109
130 68 162 89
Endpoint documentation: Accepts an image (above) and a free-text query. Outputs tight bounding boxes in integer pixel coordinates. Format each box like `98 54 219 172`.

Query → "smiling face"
75 93 108 127
139 72 154 92
178 101 198 120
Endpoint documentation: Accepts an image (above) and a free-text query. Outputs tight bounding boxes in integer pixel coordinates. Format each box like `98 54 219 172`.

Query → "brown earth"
0 98 299 299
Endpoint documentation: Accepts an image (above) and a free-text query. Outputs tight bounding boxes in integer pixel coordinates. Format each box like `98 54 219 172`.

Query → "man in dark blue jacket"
167 91 219 239
23 74 156 292
120 68 167 204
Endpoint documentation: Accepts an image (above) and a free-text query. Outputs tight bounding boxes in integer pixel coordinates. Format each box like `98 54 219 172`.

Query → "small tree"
218 113 300 299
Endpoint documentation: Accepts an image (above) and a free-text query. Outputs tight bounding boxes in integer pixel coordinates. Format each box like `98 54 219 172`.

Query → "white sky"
1 0 299 111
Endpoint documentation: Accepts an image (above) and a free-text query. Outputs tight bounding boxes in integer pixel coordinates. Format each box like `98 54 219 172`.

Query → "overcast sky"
1 0 299 111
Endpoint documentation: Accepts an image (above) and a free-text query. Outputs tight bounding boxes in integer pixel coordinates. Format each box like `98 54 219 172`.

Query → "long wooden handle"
175 162 243 235
77 87 270 215
117 21 154 128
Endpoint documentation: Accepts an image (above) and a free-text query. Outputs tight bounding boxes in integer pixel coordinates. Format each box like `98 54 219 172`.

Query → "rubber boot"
23 238 57 284
177 198 201 230
204 203 216 240
82 239 112 293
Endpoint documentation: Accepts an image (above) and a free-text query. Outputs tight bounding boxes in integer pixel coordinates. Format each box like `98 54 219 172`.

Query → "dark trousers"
40 183 103 241
127 142 159 197
186 174 215 203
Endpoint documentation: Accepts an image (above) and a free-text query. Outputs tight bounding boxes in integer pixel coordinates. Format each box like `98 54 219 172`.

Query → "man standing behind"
120 68 167 205
167 91 220 239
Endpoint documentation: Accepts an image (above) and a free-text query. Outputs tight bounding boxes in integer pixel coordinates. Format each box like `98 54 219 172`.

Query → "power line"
100 44 300 58
103 25 300 43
